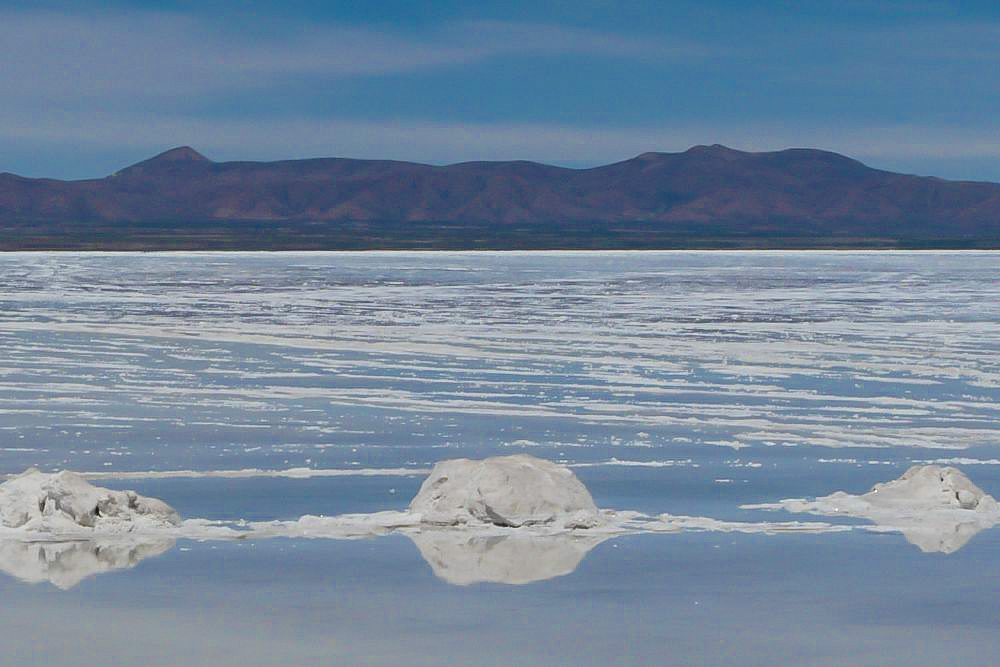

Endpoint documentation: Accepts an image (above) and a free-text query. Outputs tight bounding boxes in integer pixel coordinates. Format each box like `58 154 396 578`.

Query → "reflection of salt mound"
409 531 607 585
409 455 601 529
897 520 987 554
0 469 181 534
745 465 1000 553
0 538 175 589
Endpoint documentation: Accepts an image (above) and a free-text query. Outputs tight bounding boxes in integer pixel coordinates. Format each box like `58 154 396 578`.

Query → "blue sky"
3 0 1000 180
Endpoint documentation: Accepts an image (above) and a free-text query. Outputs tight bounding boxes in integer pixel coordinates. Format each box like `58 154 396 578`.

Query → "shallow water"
1 251 999 665
4 529 1000 667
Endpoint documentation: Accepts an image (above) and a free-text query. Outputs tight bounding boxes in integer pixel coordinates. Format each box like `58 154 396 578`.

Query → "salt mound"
861 465 998 512
409 455 602 529
779 465 1000 517
744 465 1000 553
0 469 181 535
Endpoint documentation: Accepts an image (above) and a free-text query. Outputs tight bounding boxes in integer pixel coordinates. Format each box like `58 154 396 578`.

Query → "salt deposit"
744 465 1000 553
59 466 430 482
245 511 421 540
409 455 602 529
7 458 986 590
0 468 181 535
647 514 850 535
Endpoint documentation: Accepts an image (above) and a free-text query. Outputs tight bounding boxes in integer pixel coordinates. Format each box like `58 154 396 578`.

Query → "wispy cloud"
0 9 714 107
456 20 719 62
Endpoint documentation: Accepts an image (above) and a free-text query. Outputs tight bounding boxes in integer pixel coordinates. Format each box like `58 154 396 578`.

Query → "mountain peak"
148 146 210 163
630 145 745 163
114 146 211 177
684 144 745 157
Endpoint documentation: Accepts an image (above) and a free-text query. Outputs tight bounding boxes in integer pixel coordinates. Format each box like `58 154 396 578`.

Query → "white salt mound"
776 465 1000 516
0 468 181 534
409 455 602 529
746 465 1000 553
860 464 998 512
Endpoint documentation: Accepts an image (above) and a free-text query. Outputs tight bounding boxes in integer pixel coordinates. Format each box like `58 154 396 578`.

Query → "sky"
3 0 1000 181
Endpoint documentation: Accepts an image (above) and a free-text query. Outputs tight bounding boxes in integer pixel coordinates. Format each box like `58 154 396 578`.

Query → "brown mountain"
2 144 999 249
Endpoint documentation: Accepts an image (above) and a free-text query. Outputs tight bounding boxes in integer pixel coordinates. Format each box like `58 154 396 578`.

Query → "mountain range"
2 144 999 249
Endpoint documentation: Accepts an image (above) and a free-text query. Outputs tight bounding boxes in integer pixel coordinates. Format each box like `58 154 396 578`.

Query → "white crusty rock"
0 468 181 535
744 465 1000 553
777 465 999 515
409 455 602 529
856 464 997 512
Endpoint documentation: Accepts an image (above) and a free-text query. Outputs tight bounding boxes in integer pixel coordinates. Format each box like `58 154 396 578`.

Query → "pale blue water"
3 530 1000 667
1 251 999 665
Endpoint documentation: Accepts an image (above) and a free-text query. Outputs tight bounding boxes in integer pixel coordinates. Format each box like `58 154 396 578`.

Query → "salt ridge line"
0 458 709 482
0 466 431 482
2 342 996 450
4 319 997 392
5 372 993 450
2 293 997 379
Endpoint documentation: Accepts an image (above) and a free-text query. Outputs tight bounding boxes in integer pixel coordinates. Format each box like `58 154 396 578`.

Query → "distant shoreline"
2 221 998 252
3 241 997 252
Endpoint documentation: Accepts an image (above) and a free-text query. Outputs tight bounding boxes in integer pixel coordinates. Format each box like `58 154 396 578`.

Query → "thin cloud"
0 9 716 107
456 20 721 62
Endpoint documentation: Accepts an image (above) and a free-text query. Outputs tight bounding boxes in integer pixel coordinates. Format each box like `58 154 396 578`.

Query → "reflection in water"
883 519 991 554
0 531 607 590
4 513 997 592
0 538 174 589
408 531 608 585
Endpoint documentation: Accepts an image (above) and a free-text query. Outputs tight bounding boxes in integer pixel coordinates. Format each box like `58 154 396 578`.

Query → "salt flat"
1 251 998 474
1 251 1000 666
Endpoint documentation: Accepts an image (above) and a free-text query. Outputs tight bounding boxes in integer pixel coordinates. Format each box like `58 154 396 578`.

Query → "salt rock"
746 465 1000 554
0 469 181 534
861 465 999 512
409 455 601 529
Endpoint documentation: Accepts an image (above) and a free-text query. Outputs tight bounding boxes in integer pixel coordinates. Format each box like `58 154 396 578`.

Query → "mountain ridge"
2 144 999 250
